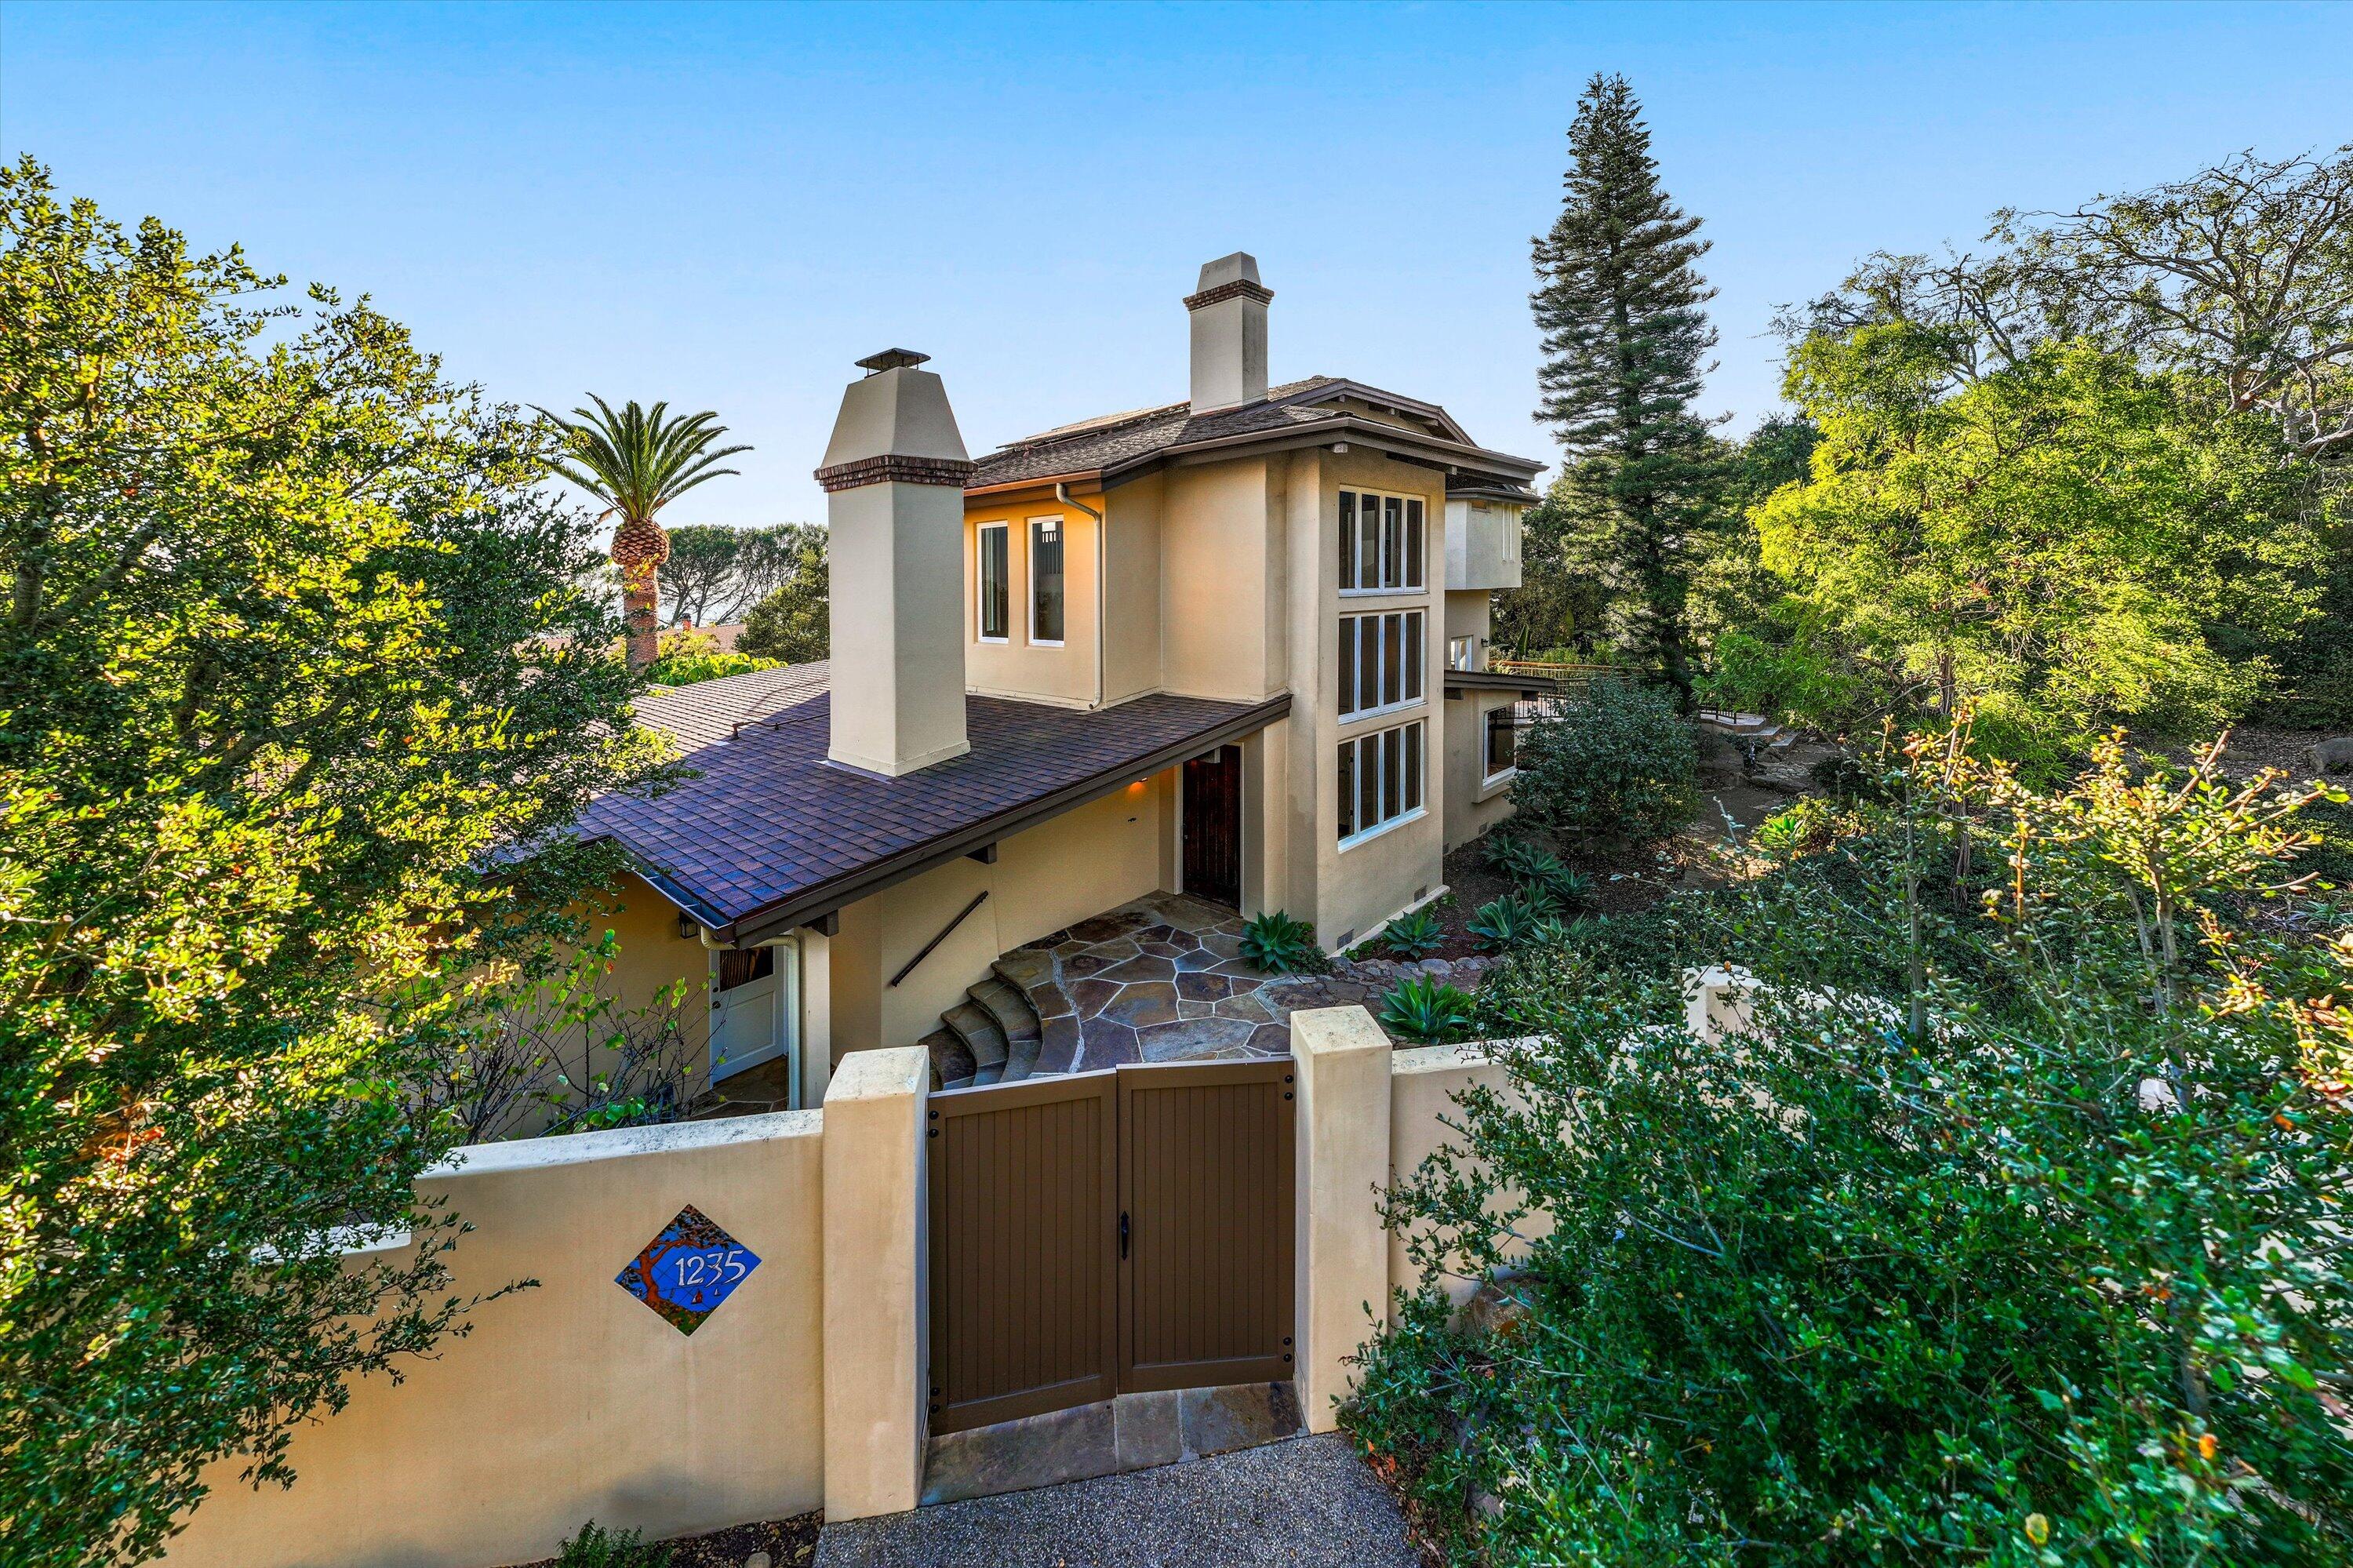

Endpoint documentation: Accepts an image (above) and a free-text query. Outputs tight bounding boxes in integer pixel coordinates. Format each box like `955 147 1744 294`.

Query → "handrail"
889 890 988 988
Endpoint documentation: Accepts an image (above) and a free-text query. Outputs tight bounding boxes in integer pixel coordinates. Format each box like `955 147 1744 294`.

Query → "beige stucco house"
570 254 1544 1108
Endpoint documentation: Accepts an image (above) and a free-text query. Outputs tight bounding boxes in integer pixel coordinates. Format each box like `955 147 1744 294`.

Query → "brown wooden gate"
927 1059 1294 1435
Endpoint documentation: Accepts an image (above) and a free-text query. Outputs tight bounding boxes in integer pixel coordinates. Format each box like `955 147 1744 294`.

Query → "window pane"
1359 616 1380 712
1381 726 1402 821
1405 612 1423 700
1031 518 1064 642
1405 722 1424 811
1382 613 1402 707
1338 493 1357 589
1486 707 1515 776
1358 501 1380 588
1337 617 1357 715
1382 497 1402 587
1406 499 1424 588
980 527 1008 639
1358 735 1380 831
1337 739 1355 840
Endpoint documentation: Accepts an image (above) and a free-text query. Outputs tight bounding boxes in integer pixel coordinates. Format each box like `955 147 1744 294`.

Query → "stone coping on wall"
433 1107 823 1178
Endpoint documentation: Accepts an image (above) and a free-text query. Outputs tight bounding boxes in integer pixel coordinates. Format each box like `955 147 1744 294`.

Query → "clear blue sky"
5 2 2348 526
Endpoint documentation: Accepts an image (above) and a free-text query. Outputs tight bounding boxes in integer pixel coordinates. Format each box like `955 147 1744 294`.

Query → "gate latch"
1118 1211 1129 1260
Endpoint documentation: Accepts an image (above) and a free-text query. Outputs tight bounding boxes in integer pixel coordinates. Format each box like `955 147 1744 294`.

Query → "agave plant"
1382 908 1446 961
1485 833 1547 882
1467 892 1545 952
1238 910 1319 973
1376 973 1478 1043
543 397 751 669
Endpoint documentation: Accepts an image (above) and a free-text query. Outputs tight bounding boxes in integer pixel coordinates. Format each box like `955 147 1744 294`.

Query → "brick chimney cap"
856 348 931 375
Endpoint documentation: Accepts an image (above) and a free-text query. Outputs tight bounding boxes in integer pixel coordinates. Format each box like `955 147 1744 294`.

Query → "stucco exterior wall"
1160 458 1275 701
1387 1039 1543 1316
1443 588 1491 667
964 493 1100 708
1444 498 1522 592
1104 472 1166 704
164 1115 826 1568
827 769 1174 1056
1443 687 1519 851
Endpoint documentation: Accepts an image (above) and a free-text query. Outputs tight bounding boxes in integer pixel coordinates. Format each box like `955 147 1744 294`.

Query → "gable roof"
967 376 1544 499
587 665 1287 942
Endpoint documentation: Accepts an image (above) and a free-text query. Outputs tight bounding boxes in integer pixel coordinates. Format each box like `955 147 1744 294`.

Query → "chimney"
1185 252 1271 413
814 348 975 777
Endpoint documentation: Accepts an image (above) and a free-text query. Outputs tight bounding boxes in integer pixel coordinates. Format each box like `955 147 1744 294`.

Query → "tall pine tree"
1532 74 1722 708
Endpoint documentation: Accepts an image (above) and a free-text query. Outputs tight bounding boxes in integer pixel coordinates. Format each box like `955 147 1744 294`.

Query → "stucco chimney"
1185 253 1271 414
814 349 974 777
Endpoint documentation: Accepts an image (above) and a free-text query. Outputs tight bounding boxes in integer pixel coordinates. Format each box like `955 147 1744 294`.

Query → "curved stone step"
969 977 1042 1082
920 1026 976 1091
944 1000 1009 1086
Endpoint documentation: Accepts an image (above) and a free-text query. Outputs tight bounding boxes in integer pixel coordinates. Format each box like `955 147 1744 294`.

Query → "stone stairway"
1695 708 1798 767
922 970 1047 1090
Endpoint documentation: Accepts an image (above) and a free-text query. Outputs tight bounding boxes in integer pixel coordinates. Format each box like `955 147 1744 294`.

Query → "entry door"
710 941 791 1088
1181 744 1242 908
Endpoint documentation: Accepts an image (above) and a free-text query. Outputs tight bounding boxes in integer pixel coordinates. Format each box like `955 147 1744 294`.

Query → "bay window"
1337 489 1424 592
1336 719 1425 846
1337 609 1424 719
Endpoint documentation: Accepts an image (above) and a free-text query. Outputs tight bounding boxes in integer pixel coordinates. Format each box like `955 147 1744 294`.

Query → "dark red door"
1182 745 1242 908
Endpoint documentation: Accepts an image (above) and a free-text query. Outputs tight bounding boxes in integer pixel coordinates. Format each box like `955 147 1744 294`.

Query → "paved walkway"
813 1434 1423 1568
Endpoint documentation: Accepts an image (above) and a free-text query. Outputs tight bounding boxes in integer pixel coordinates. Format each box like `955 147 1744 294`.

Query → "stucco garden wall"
165 1112 827 1568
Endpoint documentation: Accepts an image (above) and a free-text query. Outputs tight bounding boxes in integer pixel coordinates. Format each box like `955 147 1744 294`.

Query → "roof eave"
718 691 1293 946
1120 413 1544 483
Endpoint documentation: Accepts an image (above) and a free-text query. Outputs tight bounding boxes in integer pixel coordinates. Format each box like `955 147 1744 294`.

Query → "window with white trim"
1337 489 1424 592
1448 635 1476 671
1029 516 1064 645
1336 719 1424 845
1484 705 1518 781
1337 609 1424 719
977 522 1009 642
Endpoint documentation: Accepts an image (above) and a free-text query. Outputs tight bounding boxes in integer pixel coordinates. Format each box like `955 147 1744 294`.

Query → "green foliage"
1467 893 1547 953
1377 974 1479 1043
736 526 829 664
554 1520 673 1568
644 628 780 688
541 398 749 534
1355 730 2353 1566
1507 680 1699 856
1239 911 1321 974
1530 73 1724 703
1748 795 1837 859
1382 908 1446 961
0 160 666 1565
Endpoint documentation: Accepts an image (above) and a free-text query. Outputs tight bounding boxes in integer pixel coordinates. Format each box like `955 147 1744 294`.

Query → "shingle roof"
584 674 1286 935
634 661 830 751
969 377 1356 487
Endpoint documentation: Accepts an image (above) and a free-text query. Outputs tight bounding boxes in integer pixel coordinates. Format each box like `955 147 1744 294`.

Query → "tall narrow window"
1338 491 1358 590
977 523 1009 642
1381 497 1402 585
1336 740 1355 839
1030 516 1064 645
1405 499 1424 588
1337 617 1357 712
1358 498 1380 588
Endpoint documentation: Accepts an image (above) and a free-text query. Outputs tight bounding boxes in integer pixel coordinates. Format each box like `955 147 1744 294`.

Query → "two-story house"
569 255 1544 1108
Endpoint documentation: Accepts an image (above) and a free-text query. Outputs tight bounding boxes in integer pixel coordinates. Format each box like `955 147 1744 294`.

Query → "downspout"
1057 481 1107 710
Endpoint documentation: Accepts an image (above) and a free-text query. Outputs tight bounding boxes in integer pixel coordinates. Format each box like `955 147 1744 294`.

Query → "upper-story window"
1448 635 1476 671
1338 489 1424 593
1029 516 1065 646
977 522 1010 642
1338 609 1424 719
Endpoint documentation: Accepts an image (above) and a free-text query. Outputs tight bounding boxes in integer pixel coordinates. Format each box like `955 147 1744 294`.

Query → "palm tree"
543 397 751 669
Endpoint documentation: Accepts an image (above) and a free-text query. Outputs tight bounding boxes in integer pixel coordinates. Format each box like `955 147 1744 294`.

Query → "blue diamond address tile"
616 1204 761 1336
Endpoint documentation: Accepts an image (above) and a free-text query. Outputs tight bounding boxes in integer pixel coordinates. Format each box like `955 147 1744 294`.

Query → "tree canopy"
0 158 665 1566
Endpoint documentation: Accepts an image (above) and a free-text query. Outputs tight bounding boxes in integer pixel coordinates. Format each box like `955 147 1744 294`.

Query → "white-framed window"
1336 719 1425 846
1029 515 1065 645
1337 489 1425 593
1484 704 1518 783
1448 635 1476 671
1337 609 1424 719
977 522 1010 642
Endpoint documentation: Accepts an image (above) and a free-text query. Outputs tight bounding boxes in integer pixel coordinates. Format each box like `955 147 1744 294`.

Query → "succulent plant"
1376 973 1478 1042
1467 892 1547 952
1238 910 1320 973
1382 908 1446 961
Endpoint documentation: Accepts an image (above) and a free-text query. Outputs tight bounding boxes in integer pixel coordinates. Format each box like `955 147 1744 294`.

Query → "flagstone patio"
922 890 1497 1087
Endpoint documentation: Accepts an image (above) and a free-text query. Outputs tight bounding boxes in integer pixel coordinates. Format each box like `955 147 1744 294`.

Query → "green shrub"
1382 908 1446 961
1509 680 1698 856
555 1522 672 1568
1238 910 1319 973
1376 974 1478 1042
1353 732 2353 1566
645 628 780 688
1750 795 1836 858
1466 893 1545 952
1486 834 1591 907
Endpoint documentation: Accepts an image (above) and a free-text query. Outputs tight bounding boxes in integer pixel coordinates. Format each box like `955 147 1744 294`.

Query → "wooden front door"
1181 744 1242 909
926 1059 1296 1435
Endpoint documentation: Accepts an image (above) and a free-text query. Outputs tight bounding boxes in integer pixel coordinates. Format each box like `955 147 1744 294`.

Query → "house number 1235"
671 1248 751 1290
